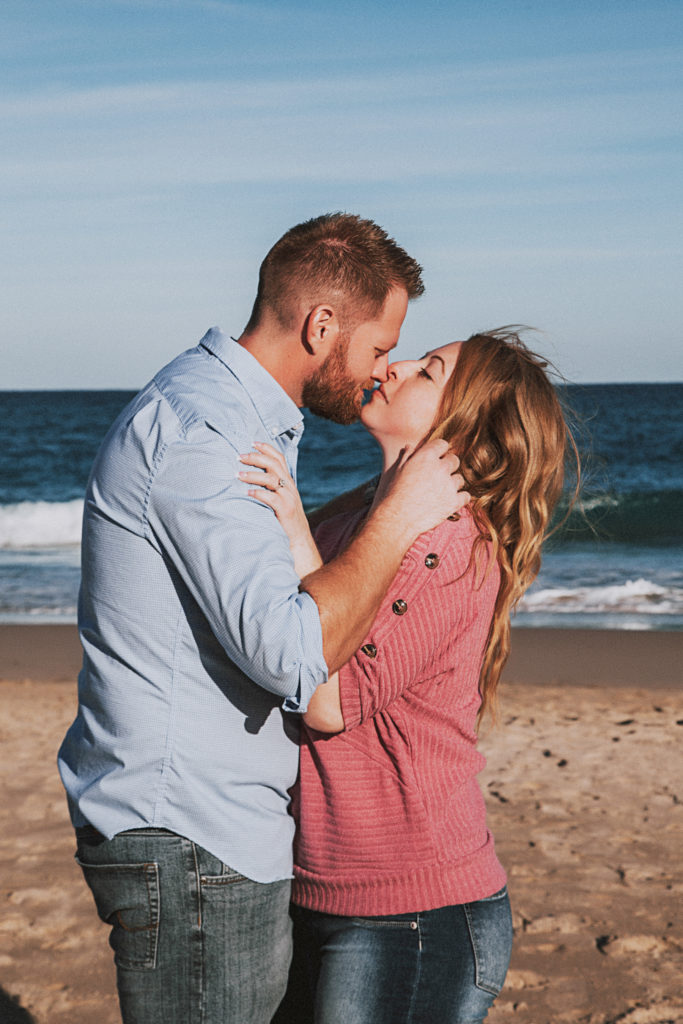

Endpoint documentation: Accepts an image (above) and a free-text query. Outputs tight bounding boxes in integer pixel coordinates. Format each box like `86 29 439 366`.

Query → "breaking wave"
0 500 83 549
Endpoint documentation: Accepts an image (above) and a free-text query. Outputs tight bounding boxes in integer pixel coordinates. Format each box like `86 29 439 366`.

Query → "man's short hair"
245 213 424 333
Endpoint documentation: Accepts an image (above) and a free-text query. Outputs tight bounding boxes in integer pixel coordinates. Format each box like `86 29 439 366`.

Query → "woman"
239 328 576 1024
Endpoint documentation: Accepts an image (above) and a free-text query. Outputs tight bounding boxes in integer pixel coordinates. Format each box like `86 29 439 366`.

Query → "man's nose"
372 354 390 382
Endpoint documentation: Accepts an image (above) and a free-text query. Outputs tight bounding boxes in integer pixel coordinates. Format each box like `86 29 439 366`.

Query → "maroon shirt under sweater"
291 507 507 916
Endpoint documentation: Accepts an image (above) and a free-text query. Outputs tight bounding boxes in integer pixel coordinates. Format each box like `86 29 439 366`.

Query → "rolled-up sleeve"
337 525 487 730
145 429 328 710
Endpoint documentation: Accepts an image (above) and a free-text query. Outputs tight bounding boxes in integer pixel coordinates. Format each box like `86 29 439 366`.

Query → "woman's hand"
238 442 323 579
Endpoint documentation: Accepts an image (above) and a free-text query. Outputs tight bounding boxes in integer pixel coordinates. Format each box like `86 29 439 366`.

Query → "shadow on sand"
0 986 37 1023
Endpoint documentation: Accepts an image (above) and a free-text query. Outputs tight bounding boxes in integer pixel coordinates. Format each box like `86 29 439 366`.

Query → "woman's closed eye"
419 367 433 381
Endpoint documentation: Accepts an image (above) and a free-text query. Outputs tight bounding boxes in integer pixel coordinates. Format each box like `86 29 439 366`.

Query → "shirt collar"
199 327 304 440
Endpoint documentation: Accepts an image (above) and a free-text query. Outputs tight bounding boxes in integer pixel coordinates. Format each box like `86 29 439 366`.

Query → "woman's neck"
379 437 413 475
362 418 418 476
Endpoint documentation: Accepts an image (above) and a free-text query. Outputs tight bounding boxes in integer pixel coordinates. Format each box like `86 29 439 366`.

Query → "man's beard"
302 339 370 426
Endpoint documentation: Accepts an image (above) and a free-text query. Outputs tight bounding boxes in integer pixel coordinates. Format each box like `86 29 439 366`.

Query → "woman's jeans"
75 826 292 1024
276 887 513 1024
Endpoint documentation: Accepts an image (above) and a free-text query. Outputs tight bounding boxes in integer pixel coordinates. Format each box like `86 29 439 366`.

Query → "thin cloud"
84 0 270 14
2 45 681 127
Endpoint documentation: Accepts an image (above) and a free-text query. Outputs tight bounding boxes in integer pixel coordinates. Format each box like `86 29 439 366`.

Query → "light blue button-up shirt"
58 329 328 882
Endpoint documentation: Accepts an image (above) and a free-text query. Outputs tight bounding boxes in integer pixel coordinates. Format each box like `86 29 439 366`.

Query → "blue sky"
2 0 682 387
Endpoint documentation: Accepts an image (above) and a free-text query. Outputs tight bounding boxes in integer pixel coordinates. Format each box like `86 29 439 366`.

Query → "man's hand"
370 440 469 547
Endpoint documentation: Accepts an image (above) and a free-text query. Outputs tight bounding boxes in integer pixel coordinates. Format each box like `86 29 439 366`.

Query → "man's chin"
308 402 362 426
302 383 366 425
302 367 371 425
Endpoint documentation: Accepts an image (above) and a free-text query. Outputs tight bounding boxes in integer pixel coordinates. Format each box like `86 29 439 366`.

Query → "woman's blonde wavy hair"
428 328 579 722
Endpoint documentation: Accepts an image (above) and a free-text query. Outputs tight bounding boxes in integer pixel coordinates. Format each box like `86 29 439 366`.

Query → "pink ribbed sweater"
291 507 507 917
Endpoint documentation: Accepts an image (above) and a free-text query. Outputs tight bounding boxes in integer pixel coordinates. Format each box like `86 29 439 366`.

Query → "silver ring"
277 478 286 489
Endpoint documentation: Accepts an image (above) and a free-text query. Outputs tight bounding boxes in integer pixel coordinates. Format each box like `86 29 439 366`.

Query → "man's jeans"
76 827 292 1024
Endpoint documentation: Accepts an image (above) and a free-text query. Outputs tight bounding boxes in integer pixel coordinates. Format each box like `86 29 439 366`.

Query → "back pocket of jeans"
463 886 513 996
76 857 160 970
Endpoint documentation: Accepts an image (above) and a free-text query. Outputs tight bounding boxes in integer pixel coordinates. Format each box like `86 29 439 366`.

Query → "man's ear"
302 304 341 356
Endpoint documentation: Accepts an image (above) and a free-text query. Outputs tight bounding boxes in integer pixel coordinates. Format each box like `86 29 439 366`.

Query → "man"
58 213 468 1023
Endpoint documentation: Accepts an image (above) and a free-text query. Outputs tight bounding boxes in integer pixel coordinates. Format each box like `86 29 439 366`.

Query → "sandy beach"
0 625 681 1024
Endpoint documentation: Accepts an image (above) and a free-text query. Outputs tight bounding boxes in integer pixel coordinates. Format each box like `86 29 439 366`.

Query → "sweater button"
360 643 377 658
424 553 440 569
392 599 408 616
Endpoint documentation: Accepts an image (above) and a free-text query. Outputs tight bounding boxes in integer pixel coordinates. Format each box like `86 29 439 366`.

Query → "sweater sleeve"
338 518 496 731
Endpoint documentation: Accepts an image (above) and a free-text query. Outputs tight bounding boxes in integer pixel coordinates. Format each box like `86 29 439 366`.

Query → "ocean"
1 383 681 629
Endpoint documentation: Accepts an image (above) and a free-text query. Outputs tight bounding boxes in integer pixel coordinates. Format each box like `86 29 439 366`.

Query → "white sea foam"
519 578 683 616
0 500 83 548
576 495 620 512
0 606 79 624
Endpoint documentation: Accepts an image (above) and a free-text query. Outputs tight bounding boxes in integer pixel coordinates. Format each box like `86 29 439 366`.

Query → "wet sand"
0 625 681 1024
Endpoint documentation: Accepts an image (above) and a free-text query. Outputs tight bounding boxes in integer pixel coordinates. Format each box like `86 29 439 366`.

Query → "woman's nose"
388 359 418 379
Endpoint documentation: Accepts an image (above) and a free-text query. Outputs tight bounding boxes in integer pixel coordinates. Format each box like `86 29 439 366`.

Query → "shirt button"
425 553 440 569
360 643 377 658
270 427 278 437
392 599 408 616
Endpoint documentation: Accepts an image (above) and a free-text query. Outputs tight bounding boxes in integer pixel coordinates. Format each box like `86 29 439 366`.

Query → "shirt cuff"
281 589 328 713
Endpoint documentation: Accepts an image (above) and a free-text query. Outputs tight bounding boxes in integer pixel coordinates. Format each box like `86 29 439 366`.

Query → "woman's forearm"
302 671 343 732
